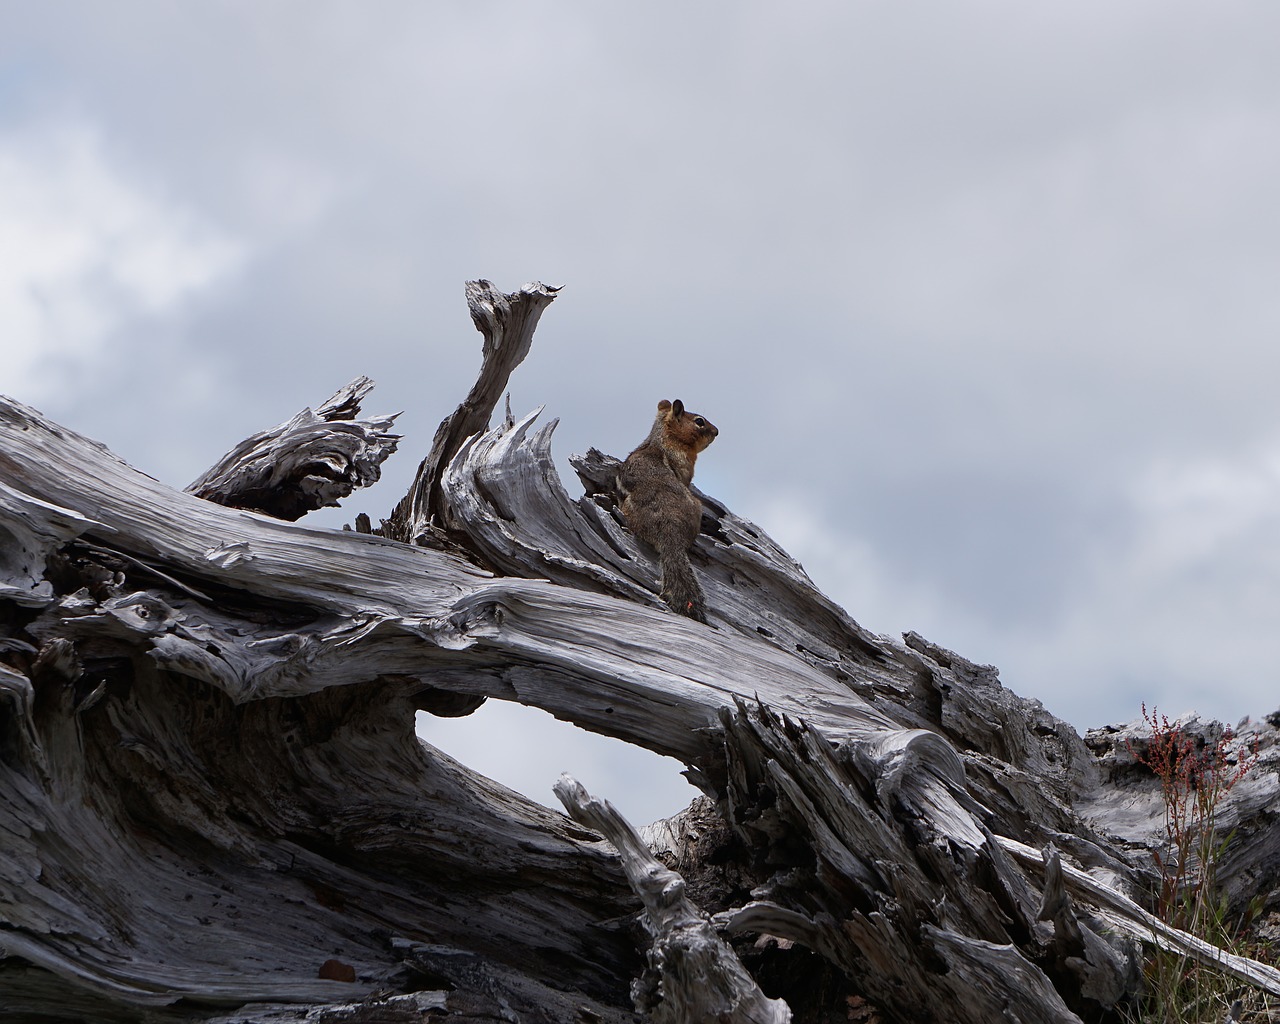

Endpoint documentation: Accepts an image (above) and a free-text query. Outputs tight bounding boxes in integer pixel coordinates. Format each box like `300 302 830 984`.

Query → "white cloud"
0 122 245 402
1128 446 1280 572
235 152 344 234
1084 444 1280 707
751 491 951 643
758 438 1280 733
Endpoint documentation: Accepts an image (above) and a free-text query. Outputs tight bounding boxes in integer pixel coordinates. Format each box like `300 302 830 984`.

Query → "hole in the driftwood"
415 703 700 826
744 941 866 1022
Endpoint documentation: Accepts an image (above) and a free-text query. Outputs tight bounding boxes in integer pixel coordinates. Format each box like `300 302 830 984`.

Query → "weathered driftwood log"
187 375 401 521
3 280 1280 1023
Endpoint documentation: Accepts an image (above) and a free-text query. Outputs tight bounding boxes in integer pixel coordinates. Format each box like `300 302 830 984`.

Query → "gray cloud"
4 2 1280 819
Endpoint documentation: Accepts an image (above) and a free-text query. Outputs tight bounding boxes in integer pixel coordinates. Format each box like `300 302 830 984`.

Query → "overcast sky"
5 3 1280 823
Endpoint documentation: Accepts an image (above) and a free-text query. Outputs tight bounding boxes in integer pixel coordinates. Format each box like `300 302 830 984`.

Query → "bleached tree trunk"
2 280 1279 1023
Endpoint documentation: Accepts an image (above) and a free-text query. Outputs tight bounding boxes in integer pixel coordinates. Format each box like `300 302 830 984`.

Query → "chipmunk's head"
658 399 718 454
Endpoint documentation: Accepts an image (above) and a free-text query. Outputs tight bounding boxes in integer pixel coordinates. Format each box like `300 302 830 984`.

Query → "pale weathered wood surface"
381 279 560 544
3 280 1279 1023
555 774 792 1024
187 375 401 521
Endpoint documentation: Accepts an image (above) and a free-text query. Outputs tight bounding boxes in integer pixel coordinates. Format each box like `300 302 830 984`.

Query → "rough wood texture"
4 280 1280 1023
555 774 791 1024
381 279 560 544
187 376 401 520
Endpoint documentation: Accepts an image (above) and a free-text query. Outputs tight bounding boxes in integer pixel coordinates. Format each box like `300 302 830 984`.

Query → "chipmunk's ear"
657 399 673 415
671 399 685 417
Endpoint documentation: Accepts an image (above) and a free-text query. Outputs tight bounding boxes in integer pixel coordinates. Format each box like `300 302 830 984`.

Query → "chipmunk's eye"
694 417 705 426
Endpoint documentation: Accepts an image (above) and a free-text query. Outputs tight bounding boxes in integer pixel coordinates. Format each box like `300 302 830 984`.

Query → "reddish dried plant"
1125 705 1260 1022
1126 704 1257 931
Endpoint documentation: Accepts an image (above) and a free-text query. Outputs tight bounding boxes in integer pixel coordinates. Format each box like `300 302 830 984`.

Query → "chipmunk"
618 399 719 623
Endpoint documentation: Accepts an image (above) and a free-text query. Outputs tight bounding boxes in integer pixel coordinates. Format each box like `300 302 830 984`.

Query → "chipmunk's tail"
660 549 708 624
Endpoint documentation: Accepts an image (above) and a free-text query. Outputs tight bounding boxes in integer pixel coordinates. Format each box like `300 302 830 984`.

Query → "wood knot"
318 958 356 983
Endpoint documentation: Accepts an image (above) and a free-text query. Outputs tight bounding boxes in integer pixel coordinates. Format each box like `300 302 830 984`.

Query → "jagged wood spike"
555 773 791 1024
381 280 560 544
